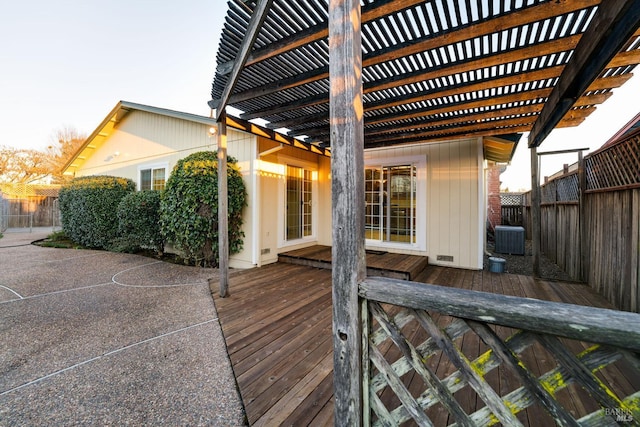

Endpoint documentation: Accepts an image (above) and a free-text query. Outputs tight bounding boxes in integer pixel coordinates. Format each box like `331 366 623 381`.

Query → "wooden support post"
531 146 541 277
578 151 587 282
329 0 365 425
218 111 229 298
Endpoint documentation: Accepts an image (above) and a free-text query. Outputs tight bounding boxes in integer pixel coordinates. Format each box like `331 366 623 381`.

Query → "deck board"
214 260 634 426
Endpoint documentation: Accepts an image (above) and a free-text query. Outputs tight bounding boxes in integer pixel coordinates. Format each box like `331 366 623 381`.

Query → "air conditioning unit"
494 225 525 255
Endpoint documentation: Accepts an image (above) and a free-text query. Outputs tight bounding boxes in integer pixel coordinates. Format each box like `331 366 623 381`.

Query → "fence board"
519 133 640 313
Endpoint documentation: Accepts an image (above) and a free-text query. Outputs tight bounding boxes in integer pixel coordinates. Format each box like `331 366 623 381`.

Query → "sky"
1 1 639 192
0 0 225 150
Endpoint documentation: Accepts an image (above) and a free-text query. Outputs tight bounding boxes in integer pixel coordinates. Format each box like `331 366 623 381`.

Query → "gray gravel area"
0 229 246 426
484 239 574 281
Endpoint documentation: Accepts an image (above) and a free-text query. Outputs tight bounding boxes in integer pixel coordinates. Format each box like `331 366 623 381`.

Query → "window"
139 165 166 191
365 163 419 245
286 165 313 241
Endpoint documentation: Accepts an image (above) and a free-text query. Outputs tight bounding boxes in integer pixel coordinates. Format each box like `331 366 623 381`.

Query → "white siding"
366 138 483 269
257 140 326 263
227 130 256 269
75 110 257 269
76 110 218 181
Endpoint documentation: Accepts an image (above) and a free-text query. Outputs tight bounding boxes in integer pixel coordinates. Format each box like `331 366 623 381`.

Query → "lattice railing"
585 132 640 192
360 278 640 426
500 193 524 206
540 174 580 204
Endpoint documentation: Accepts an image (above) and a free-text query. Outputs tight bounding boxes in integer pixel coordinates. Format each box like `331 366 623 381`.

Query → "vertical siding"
256 138 326 262
227 130 257 268
77 110 217 180
365 138 483 270
317 156 333 246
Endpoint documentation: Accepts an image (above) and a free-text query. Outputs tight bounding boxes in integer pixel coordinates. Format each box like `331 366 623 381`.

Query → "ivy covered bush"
160 151 247 267
58 176 136 249
113 190 164 254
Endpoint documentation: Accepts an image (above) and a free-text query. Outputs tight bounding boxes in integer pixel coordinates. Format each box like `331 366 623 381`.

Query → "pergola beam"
213 0 274 122
528 0 640 147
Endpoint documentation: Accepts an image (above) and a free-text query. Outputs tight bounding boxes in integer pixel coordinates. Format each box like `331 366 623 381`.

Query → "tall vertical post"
531 146 541 277
218 111 229 297
329 0 365 425
578 151 587 282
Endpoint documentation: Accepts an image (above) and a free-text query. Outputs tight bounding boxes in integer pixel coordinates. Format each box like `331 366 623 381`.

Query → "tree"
0 146 51 184
0 126 86 184
46 126 87 183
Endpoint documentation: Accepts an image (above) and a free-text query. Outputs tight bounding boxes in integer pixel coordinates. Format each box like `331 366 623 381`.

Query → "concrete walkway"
0 230 246 426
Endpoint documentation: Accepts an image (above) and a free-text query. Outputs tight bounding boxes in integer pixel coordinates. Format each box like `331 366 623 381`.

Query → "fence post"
531 147 541 277
578 151 587 282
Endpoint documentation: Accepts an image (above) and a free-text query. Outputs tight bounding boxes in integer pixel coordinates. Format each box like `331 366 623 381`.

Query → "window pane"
140 169 151 190
152 168 166 190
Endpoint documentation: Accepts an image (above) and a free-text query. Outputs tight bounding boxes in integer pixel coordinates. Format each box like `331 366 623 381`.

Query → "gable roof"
210 0 640 153
63 100 331 176
601 111 640 148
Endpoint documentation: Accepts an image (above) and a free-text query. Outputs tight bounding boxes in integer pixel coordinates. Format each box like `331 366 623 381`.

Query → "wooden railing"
359 277 640 426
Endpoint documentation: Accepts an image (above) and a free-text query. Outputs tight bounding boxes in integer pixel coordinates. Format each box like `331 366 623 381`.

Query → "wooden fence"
520 130 640 313
359 277 640 426
0 184 60 229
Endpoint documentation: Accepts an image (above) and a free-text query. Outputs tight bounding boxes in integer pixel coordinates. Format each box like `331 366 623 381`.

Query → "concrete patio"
0 229 246 426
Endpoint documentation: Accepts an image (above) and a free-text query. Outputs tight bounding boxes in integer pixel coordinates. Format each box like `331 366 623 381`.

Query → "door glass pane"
286 166 302 240
302 169 312 237
365 164 416 244
386 165 416 243
286 165 314 241
365 167 382 240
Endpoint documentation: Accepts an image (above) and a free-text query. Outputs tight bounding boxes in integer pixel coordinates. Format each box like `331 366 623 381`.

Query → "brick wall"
487 163 502 231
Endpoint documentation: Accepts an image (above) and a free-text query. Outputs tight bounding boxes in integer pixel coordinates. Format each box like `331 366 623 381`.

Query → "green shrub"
114 190 164 254
160 151 246 267
58 175 135 249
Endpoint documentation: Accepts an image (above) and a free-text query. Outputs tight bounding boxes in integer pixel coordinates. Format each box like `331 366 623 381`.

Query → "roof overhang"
483 134 521 163
62 101 330 176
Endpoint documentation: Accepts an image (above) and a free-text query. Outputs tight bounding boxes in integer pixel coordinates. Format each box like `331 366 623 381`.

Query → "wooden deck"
214 261 639 426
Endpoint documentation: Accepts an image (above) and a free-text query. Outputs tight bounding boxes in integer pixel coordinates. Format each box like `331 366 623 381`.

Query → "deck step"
278 245 428 280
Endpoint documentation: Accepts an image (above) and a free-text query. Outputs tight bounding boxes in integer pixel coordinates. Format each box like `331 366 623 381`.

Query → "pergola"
210 0 640 424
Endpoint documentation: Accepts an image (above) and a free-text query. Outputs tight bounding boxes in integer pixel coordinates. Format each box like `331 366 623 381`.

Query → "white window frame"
364 155 427 251
277 156 318 248
137 162 169 191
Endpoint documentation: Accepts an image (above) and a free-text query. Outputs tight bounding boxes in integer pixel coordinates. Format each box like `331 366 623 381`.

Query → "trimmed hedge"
114 190 164 254
58 175 135 249
160 151 246 267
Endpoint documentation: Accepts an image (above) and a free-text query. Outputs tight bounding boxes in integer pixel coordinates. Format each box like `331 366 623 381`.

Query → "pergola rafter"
212 0 640 149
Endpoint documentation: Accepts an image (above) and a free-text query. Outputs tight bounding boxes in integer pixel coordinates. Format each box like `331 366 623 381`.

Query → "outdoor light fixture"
207 125 217 137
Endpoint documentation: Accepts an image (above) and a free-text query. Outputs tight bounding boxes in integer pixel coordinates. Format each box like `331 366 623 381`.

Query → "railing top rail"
360 277 640 351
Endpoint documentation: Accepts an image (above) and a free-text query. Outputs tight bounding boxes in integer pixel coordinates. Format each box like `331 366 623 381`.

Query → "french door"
286 165 313 241
365 164 417 244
